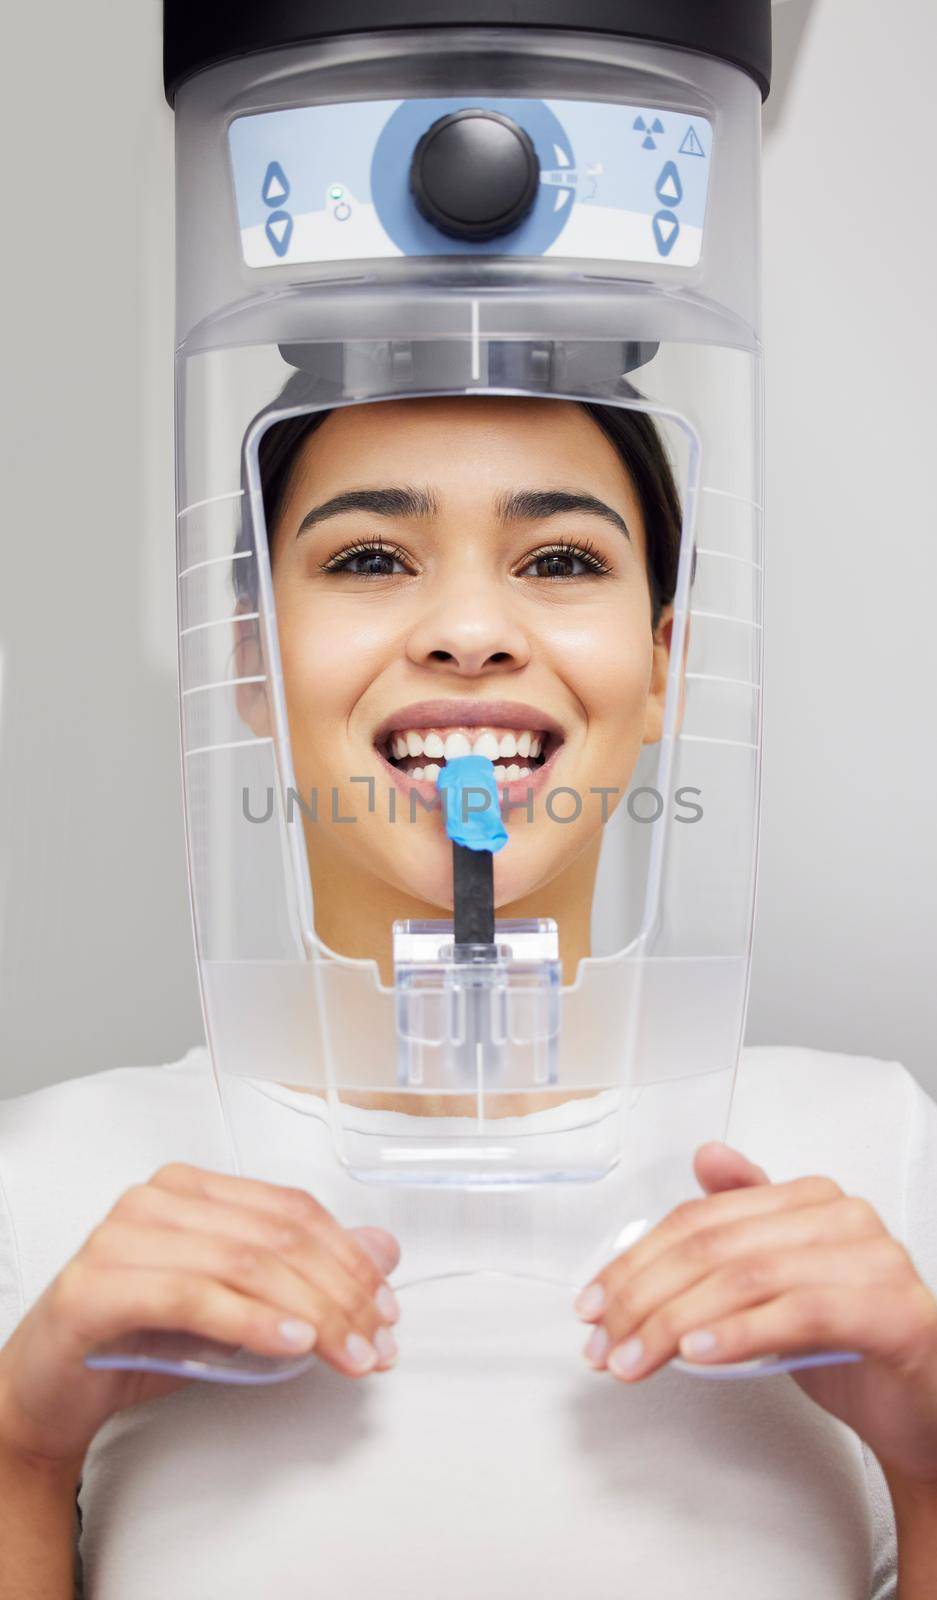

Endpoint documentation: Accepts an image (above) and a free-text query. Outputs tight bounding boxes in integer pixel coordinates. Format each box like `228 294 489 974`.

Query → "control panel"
228 96 713 270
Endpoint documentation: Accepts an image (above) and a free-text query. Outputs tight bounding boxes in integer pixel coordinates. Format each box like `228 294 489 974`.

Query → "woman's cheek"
277 618 372 786
558 624 654 763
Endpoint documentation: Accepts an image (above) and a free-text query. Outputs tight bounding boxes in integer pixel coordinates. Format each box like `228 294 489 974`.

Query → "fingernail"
375 1284 400 1323
278 1319 317 1350
373 1326 398 1365
583 1325 610 1366
574 1283 606 1319
344 1333 378 1372
608 1337 644 1377
680 1329 718 1360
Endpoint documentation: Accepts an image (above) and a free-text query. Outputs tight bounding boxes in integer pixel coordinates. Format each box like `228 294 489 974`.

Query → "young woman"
1 395 935 1599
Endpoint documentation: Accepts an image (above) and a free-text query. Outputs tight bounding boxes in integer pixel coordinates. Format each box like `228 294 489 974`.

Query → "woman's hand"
0 1162 401 1472
574 1144 937 1488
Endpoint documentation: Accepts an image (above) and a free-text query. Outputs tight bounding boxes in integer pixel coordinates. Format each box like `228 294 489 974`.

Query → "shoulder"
0 1047 229 1314
731 1044 934 1243
733 1043 920 1138
0 1045 223 1172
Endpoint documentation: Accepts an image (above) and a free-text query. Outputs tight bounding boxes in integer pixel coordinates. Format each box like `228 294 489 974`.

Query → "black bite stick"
452 842 495 951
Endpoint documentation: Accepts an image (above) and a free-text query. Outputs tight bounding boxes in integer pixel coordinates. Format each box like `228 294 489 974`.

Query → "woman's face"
245 395 672 954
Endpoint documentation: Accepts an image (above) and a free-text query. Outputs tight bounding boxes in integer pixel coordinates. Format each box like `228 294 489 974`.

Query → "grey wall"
0 0 934 1100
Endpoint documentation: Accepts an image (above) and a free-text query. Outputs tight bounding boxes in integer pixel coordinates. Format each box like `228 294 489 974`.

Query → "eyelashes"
516 537 612 578
318 538 412 576
318 533 615 580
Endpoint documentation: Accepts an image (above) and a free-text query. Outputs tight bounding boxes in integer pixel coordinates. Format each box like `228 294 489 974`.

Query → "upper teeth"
389 727 544 761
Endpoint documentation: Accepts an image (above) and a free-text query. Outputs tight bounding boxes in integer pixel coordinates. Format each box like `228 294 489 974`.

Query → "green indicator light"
329 185 344 200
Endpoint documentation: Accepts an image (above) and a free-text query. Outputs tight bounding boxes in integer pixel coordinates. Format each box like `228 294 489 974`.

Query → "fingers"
673 1277 937 1374
54 1260 332 1364
85 1166 404 1378
84 1221 397 1376
583 1236 911 1381
108 1184 390 1311
588 1194 886 1350
574 1170 937 1382
576 1174 844 1321
148 1164 396 1291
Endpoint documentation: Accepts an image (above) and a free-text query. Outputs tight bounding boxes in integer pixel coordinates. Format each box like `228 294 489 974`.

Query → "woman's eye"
519 544 610 580
343 550 405 576
321 543 411 577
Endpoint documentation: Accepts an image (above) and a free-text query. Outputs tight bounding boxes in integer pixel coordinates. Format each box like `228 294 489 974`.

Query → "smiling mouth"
379 724 555 785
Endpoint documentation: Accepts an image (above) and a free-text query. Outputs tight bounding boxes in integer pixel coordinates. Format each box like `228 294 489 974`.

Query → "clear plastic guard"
84 1331 316 1385
84 1316 860 1386
670 1350 863 1380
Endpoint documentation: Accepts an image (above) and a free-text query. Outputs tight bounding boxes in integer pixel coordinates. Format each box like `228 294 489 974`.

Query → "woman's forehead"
284 396 644 518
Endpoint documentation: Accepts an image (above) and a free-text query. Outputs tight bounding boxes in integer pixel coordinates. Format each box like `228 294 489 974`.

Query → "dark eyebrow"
496 488 631 542
294 484 631 541
296 486 439 536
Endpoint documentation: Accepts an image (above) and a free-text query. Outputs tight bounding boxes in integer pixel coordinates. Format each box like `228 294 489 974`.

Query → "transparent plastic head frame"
180 335 761 1205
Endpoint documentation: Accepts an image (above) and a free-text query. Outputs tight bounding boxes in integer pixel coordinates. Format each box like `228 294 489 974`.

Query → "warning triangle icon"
678 125 706 158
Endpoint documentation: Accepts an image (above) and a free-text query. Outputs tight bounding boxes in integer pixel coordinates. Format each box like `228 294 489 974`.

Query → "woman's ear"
233 605 272 737
642 603 689 745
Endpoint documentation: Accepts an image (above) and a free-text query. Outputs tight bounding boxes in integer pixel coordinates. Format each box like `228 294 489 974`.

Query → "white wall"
0 0 201 1096
749 0 937 1087
0 0 934 1100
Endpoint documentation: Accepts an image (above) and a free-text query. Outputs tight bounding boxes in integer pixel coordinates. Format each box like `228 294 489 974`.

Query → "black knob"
409 109 540 242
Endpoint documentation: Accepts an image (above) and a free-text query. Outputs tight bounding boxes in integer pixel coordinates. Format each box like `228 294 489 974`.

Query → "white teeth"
517 766 531 777
423 763 441 782
411 766 425 781
473 731 501 760
387 725 548 765
505 764 521 781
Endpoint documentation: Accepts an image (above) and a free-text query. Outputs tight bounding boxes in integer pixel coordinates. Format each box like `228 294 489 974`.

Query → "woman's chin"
379 837 560 927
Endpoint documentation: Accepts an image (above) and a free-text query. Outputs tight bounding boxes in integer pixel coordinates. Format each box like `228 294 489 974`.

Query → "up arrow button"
262 161 290 207
654 161 683 208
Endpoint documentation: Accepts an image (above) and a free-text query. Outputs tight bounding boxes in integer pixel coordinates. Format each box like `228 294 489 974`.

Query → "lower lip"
374 742 563 810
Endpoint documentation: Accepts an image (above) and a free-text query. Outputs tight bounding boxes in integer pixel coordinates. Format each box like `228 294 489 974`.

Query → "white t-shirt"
1 1044 935 1600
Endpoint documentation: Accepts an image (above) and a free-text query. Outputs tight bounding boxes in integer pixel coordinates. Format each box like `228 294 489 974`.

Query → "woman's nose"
404 581 531 678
